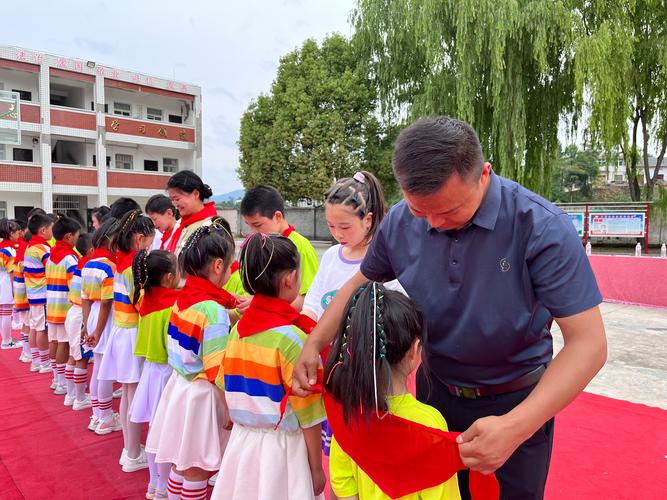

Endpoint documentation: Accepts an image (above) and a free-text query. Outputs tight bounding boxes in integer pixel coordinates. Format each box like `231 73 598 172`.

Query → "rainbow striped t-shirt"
81 257 116 302
13 256 28 312
68 265 84 306
24 243 50 305
113 266 140 329
217 324 326 432
167 300 230 383
46 254 78 324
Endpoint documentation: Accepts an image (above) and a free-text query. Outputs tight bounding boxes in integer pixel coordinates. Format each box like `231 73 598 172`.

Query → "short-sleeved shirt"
330 393 461 500
135 306 172 364
223 269 246 297
12 246 29 312
0 245 16 304
361 171 602 386
167 299 231 383
113 266 140 328
46 254 78 323
81 258 116 302
218 324 326 432
24 243 50 305
286 230 319 296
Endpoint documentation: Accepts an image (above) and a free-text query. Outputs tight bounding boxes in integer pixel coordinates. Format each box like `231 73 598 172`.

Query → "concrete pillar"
38 64 52 212
94 73 108 206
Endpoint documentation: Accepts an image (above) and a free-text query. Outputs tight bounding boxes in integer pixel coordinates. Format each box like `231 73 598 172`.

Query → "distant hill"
212 189 245 203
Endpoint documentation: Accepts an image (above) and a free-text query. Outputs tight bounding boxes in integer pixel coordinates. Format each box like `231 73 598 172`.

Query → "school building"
0 45 202 226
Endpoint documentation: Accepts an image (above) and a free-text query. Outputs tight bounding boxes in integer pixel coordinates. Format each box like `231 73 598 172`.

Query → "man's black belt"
446 365 546 399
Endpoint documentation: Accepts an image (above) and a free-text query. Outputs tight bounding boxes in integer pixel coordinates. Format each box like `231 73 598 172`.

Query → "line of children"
0 218 21 349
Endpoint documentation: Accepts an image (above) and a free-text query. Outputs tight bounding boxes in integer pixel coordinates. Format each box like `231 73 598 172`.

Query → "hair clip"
353 172 366 183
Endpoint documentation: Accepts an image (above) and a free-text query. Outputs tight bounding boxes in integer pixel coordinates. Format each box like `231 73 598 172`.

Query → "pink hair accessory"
353 172 366 183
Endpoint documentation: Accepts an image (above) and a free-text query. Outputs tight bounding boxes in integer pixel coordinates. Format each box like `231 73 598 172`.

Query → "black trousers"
416 367 554 500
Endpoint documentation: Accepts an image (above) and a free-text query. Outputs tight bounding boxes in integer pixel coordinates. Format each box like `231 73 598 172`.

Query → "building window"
0 144 5 161
144 160 159 172
92 155 111 167
168 114 183 124
13 148 33 162
146 107 163 121
12 89 32 101
115 154 133 170
0 201 6 219
614 174 624 182
163 158 178 173
113 102 132 117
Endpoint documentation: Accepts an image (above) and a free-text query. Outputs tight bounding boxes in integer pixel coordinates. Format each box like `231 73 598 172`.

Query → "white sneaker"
95 413 122 435
87 415 99 431
30 364 40 372
122 447 148 473
18 353 31 363
1 340 22 350
208 472 219 486
53 385 67 395
119 448 128 465
39 364 52 374
74 396 93 411
112 388 123 399
64 394 75 406
49 380 57 389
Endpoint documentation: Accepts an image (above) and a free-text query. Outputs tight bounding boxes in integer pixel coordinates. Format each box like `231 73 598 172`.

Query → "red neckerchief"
166 202 217 253
77 256 91 271
176 275 239 310
0 239 17 250
116 250 136 273
159 225 176 250
322 393 499 499
281 225 295 238
15 239 28 262
139 287 179 316
91 247 115 263
230 260 240 274
237 293 316 338
29 235 51 248
50 241 78 264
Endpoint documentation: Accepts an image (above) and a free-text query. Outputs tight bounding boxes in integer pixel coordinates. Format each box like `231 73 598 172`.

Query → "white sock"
98 379 113 421
146 451 157 489
74 367 87 400
65 364 75 396
31 347 40 366
39 350 49 367
181 479 207 500
167 469 184 500
0 312 11 344
157 461 171 492
56 363 66 387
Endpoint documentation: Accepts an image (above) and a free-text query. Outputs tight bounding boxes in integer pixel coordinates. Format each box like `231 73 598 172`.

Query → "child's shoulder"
186 300 230 323
287 229 316 251
389 393 448 431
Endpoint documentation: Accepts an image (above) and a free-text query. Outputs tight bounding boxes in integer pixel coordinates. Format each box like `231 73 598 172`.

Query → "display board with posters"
0 90 21 145
588 213 645 237
567 213 585 236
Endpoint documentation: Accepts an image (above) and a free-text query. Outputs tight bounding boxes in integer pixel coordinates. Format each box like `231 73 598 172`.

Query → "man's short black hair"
53 217 81 241
393 116 484 195
28 213 53 235
109 198 141 219
240 185 285 218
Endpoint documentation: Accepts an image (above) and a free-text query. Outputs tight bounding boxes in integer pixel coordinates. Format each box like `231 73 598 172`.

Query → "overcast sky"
4 0 356 194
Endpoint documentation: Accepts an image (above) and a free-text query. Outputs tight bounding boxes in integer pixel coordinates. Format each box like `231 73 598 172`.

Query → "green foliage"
237 34 397 204
550 145 602 202
352 0 577 196
573 0 667 201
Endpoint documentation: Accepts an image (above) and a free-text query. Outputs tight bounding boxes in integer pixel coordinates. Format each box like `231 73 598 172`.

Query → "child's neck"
277 220 290 234
341 241 369 261
389 369 409 397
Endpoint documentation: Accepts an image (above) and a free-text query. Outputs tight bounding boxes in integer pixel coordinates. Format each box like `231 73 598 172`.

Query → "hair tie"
353 172 366 183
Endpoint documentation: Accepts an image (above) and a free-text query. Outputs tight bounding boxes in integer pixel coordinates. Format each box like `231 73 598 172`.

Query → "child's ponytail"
325 171 386 243
132 249 177 304
111 209 155 253
324 283 424 424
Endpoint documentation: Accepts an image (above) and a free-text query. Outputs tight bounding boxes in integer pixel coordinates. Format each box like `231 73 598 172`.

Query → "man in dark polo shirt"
293 116 607 499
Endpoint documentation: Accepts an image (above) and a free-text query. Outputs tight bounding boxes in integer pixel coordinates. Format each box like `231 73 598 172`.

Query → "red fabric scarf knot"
177 275 239 310
237 294 316 338
50 241 78 264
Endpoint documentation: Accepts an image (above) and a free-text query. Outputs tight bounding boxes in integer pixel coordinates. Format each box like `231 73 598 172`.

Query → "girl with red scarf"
165 170 217 256
211 233 326 500
98 210 155 471
0 218 21 349
146 194 180 251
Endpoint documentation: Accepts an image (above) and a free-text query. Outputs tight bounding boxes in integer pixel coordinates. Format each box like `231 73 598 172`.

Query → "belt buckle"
457 386 478 399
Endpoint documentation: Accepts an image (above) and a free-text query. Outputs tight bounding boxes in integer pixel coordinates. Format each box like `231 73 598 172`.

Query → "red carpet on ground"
1 349 665 499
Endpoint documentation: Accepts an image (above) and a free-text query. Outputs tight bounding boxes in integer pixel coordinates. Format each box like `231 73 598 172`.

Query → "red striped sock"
167 470 184 500
180 479 207 500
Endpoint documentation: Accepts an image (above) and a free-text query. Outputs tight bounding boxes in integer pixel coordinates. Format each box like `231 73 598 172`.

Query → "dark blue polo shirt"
361 171 602 386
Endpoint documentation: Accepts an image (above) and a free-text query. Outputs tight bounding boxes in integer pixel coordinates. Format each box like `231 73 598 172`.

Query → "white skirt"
88 301 114 355
130 361 172 424
146 371 231 471
211 425 323 500
98 325 143 383
65 305 83 361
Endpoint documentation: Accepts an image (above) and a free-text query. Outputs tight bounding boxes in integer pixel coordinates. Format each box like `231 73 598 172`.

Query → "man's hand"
457 415 528 475
311 466 326 496
292 340 322 397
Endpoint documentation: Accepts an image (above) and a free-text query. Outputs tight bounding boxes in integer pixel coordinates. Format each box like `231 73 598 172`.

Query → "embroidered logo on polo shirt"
499 258 511 272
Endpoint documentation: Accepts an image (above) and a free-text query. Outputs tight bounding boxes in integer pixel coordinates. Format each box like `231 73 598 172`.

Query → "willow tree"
573 0 667 201
352 0 578 195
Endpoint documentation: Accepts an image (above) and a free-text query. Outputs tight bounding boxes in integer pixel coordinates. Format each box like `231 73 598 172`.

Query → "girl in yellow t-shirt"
326 284 461 500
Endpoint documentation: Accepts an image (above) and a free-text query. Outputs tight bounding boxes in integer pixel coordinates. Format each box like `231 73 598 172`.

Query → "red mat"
1 348 665 499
